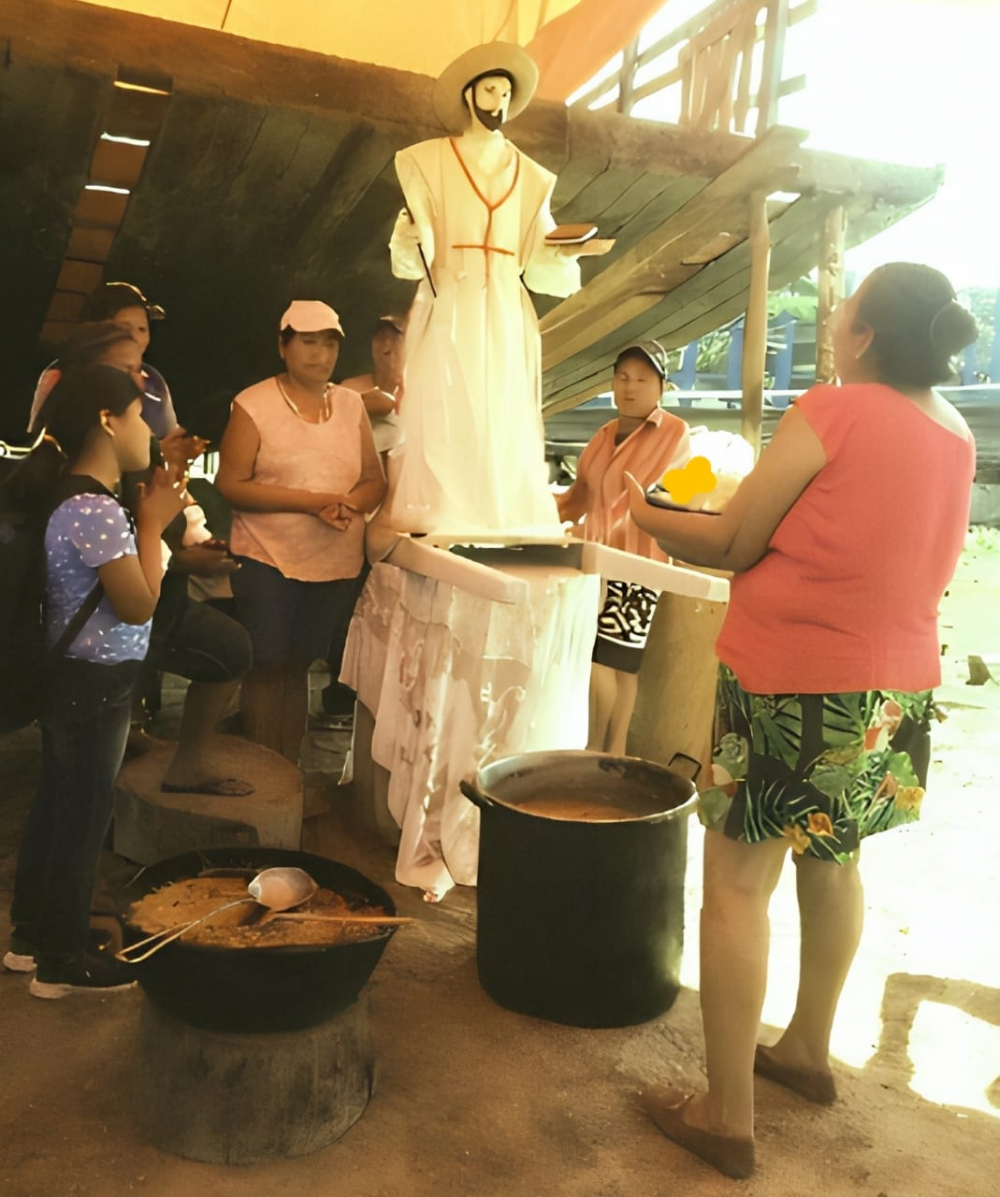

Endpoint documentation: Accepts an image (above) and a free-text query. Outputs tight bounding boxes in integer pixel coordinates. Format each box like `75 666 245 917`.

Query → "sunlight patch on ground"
909 1002 1000 1118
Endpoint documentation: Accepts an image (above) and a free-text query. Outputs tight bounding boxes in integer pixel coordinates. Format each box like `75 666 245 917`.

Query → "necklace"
275 374 331 422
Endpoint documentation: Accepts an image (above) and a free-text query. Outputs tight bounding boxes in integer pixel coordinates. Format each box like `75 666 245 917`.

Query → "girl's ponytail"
0 435 71 515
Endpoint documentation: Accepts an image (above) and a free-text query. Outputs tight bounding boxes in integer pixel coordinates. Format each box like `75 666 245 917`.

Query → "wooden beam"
542 194 823 403
816 205 846 384
794 151 944 206
540 125 804 369
741 191 771 453
542 169 937 414
2 0 757 187
633 0 747 76
617 37 640 115
542 192 834 412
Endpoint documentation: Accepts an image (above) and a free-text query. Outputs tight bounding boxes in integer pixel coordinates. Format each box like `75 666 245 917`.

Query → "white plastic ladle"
117 866 319 963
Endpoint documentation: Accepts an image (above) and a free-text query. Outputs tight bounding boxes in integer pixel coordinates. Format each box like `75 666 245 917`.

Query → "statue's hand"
389 208 429 281
391 208 422 248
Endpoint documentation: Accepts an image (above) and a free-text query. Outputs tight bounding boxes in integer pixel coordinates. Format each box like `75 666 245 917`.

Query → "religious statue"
382 43 609 536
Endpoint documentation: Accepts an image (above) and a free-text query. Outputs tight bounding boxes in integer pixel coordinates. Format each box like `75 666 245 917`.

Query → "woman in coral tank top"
623 263 978 1179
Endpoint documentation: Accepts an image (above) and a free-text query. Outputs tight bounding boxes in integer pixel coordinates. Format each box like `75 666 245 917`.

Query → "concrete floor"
2 550 999 1195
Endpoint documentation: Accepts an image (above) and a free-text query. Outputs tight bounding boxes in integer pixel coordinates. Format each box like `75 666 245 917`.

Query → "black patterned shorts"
592 580 660 674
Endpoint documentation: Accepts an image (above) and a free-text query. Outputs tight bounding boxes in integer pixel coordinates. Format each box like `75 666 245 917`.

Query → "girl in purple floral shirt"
3 365 183 997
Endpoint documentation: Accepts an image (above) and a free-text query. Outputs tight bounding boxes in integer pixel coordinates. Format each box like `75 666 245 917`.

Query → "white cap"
279 300 344 336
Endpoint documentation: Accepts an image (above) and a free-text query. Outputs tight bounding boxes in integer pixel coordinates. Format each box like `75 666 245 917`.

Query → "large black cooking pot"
119 847 397 1034
461 751 698 1029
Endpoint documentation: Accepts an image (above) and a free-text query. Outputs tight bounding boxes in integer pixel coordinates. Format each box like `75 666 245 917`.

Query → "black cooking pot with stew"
119 847 397 1034
461 750 699 1029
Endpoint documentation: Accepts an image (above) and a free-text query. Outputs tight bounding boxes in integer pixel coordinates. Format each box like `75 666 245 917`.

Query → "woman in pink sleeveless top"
216 302 385 762
623 264 978 1178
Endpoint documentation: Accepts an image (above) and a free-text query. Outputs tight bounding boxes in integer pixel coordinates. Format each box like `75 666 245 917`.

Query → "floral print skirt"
697 665 938 864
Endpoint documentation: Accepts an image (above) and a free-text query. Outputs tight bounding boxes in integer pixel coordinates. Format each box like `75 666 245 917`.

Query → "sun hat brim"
432 42 538 133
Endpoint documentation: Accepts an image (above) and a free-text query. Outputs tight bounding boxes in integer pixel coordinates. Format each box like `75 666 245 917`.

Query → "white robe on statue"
385 135 580 535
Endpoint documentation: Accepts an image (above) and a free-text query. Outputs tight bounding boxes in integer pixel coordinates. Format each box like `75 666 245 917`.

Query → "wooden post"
756 0 790 136
618 36 641 115
816 205 846 384
741 190 771 455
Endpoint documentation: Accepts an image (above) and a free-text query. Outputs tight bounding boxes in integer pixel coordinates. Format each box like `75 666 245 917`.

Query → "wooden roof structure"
0 0 941 440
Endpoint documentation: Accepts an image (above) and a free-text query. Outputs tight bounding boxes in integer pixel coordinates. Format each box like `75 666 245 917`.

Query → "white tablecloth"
341 561 601 899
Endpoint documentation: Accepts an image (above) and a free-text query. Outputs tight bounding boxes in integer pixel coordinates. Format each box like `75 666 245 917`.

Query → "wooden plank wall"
0 0 941 440
100 92 420 434
0 59 111 432
541 186 936 411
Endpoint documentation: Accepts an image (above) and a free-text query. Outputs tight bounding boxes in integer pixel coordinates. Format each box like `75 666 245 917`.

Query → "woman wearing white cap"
215 301 385 761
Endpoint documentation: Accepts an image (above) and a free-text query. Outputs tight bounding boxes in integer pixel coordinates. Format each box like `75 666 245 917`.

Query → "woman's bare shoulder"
919 390 973 439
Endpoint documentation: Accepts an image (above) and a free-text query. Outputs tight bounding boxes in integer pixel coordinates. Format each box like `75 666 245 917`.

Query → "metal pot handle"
668 752 702 783
116 897 258 964
459 778 497 809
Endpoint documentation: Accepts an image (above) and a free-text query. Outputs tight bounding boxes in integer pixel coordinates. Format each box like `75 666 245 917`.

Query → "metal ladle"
117 866 319 963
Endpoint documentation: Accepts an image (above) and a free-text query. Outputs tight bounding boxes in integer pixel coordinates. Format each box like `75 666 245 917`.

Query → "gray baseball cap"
614 339 669 379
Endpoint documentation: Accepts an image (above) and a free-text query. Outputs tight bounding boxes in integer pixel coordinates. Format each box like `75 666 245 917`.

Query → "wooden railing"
571 0 817 137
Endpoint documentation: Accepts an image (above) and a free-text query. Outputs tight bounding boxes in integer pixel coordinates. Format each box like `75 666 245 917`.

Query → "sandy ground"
1 537 999 1196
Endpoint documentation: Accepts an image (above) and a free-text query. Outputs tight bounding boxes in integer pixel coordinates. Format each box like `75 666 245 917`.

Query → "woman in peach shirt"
558 339 690 753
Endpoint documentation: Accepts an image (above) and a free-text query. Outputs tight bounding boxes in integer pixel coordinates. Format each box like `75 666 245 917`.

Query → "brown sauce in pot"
512 796 650 821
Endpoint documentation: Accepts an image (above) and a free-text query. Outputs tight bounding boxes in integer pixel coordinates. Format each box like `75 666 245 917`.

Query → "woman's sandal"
160 778 255 797
638 1087 755 1180
754 1044 837 1105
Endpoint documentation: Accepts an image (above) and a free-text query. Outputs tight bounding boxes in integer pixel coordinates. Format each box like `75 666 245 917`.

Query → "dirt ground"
1 536 999 1196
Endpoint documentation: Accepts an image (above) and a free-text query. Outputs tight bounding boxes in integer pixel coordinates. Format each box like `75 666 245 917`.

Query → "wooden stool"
115 735 303 863
134 995 374 1164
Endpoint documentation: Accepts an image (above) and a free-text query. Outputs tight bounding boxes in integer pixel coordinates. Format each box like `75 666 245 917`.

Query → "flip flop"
160 778 255 797
638 1087 755 1180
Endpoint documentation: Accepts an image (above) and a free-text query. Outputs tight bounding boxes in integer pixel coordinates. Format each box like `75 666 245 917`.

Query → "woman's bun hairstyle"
856 262 978 389
929 300 980 362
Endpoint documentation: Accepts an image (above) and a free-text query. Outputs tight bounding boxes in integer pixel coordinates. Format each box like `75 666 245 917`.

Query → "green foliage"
768 276 819 321
695 325 733 373
966 526 1000 555
692 277 819 373
768 294 818 321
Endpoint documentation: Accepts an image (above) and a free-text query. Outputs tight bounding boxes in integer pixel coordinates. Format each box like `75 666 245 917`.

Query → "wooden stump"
134 995 374 1164
115 735 303 864
628 590 727 778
